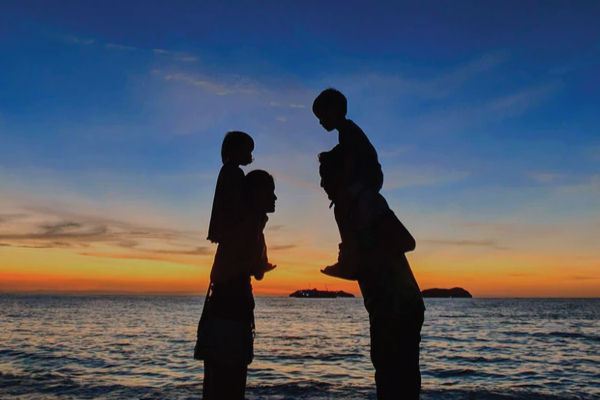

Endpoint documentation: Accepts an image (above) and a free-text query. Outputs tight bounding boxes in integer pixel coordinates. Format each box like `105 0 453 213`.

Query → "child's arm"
252 233 276 281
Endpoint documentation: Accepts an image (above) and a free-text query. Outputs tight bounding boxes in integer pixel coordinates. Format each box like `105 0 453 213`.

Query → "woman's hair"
312 88 347 117
221 131 255 164
242 170 275 207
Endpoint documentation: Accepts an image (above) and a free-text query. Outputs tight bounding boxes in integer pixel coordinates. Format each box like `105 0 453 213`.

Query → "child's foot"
321 263 358 281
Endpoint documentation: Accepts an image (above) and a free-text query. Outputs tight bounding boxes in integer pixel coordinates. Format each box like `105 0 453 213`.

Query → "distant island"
421 287 472 298
289 289 355 298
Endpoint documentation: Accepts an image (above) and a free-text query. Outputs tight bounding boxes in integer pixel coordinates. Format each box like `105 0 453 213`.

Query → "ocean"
1 295 598 399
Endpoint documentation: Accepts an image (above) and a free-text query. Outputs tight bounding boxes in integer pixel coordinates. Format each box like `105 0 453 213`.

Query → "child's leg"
322 189 390 280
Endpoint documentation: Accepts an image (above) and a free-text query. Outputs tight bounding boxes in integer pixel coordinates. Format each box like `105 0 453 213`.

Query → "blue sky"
1 1 599 295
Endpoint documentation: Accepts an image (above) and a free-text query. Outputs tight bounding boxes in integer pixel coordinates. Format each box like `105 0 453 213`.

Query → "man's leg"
371 311 424 400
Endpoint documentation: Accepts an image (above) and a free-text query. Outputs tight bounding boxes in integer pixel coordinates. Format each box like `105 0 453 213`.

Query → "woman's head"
242 170 276 214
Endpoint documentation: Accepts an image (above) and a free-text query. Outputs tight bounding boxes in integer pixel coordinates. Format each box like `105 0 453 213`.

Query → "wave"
1 371 595 400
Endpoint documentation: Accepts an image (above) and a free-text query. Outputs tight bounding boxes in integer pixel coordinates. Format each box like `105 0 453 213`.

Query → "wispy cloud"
568 275 600 281
64 35 95 45
163 72 256 96
270 244 297 251
0 205 210 261
384 164 470 190
528 171 566 184
105 43 138 51
422 239 508 250
175 56 198 62
549 44 600 75
418 51 510 99
379 146 413 158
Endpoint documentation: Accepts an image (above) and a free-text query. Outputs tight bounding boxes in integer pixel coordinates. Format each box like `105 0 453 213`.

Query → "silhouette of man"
319 146 425 400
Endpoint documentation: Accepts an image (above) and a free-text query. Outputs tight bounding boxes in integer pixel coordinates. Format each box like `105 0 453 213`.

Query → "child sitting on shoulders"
206 131 254 245
196 169 277 400
206 131 274 282
313 88 389 279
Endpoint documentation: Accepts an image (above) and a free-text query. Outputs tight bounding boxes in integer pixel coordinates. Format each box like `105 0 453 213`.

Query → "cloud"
568 275 599 281
549 45 600 75
326 51 509 102
379 146 413 158
0 243 52 249
0 204 206 260
384 164 470 190
151 246 212 256
0 221 107 241
105 43 138 51
588 146 600 161
528 171 565 184
153 49 170 55
418 51 510 99
270 244 297 251
485 84 559 116
175 56 198 62
64 35 95 45
422 239 508 250
163 72 253 96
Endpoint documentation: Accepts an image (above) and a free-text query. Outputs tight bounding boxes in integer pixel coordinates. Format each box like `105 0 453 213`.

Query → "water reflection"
1 296 599 399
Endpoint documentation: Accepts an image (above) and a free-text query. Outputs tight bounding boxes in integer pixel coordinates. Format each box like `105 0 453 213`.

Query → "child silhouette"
313 88 388 279
206 131 254 245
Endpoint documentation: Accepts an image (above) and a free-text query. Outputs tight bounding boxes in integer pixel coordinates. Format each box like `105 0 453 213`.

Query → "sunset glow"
1 1 599 298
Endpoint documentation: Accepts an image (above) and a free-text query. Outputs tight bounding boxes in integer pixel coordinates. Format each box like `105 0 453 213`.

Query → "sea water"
1 295 598 399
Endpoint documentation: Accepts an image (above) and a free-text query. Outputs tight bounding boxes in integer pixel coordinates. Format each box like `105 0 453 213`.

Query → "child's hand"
263 263 277 273
254 263 277 281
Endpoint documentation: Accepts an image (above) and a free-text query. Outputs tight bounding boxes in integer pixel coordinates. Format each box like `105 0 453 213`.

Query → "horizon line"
1 290 599 299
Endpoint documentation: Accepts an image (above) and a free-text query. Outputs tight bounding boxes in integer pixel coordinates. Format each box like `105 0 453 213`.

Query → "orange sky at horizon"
2 242 599 298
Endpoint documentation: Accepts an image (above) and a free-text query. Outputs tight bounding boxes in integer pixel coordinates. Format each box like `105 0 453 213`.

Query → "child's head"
318 145 344 202
242 170 277 214
312 88 347 132
221 131 254 165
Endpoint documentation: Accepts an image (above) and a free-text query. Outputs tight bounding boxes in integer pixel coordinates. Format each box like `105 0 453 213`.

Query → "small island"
421 287 472 298
289 289 355 298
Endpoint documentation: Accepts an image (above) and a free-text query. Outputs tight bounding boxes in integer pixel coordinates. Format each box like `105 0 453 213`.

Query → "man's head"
243 170 277 214
318 145 344 203
221 131 254 165
312 88 347 132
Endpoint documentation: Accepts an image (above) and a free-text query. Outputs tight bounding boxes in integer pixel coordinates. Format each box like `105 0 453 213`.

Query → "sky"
0 0 599 297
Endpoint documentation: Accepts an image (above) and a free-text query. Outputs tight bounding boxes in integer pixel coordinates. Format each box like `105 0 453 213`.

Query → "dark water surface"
1 295 598 399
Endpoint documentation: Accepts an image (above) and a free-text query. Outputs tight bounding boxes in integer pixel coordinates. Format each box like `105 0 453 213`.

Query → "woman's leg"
202 359 214 400
206 361 248 400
